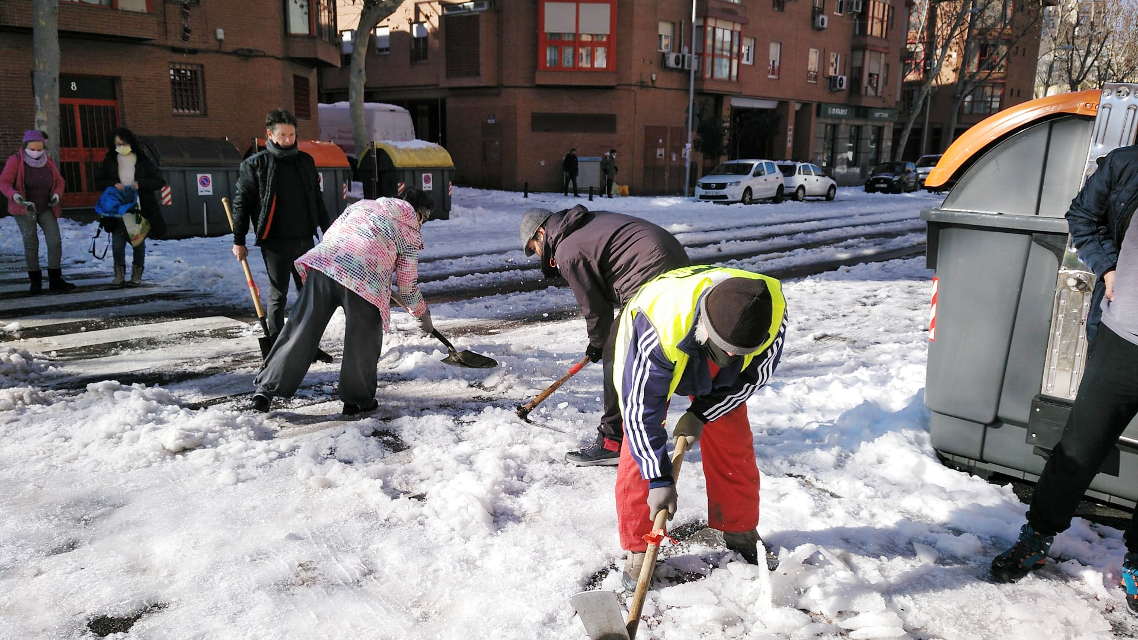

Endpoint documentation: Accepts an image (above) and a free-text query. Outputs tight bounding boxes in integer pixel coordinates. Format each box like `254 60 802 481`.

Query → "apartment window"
539 1 616 72
855 0 890 38
375 26 391 54
286 0 336 43
768 42 781 78
812 0 825 15
854 50 886 96
742 37 755 65
968 41 1009 74
65 0 149 12
695 18 741 81
293 75 311 119
411 22 429 63
851 51 863 94
340 30 353 55
834 0 845 14
962 83 1004 115
807 48 820 82
658 21 673 52
977 0 1012 28
828 51 842 77
773 0 787 11
169 63 205 115
904 41 923 77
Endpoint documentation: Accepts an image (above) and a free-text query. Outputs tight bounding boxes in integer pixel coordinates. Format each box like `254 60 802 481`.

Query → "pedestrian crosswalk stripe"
13 316 246 354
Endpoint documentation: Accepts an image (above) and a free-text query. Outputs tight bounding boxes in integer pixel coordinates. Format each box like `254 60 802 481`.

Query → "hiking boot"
28 270 42 294
128 265 144 286
565 433 620 466
724 529 780 571
111 265 126 286
342 398 379 416
621 552 648 591
1122 552 1138 615
249 392 271 413
991 524 1054 583
47 268 75 291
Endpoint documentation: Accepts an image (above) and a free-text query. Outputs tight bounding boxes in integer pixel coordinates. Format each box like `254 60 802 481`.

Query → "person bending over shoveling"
613 266 787 589
520 205 689 466
247 189 435 415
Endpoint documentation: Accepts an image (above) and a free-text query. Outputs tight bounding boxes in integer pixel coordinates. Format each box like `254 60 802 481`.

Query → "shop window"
847 124 860 165
742 37 755 65
807 48 820 83
411 23 429 63
170 63 205 115
293 75 311 119
868 126 882 165
823 123 839 169
768 42 781 78
375 26 391 54
658 21 673 52
539 1 616 72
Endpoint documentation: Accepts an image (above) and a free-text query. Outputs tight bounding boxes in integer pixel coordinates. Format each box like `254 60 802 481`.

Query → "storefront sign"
819 103 852 118
869 108 897 120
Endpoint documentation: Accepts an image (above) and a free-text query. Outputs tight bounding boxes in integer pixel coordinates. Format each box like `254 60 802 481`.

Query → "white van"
317 102 415 158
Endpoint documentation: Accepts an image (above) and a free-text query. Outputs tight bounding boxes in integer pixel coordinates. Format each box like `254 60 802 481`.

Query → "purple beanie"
22 130 44 144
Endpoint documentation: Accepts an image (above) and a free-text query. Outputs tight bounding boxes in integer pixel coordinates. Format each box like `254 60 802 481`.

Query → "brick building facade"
0 0 339 207
323 0 908 192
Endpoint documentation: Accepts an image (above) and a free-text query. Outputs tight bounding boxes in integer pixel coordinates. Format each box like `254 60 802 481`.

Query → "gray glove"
12 194 27 207
417 309 434 335
673 411 706 444
647 483 677 521
48 194 60 207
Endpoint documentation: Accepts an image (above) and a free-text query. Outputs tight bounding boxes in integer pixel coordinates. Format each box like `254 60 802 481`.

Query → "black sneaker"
1122 552 1138 614
342 398 379 416
313 348 334 363
249 392 271 413
991 524 1054 583
724 529 780 571
565 434 620 466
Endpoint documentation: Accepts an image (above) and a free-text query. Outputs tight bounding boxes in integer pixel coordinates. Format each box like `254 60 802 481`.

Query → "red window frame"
538 1 617 72
696 18 742 81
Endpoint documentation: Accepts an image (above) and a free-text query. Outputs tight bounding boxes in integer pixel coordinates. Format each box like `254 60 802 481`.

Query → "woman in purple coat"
0 130 73 293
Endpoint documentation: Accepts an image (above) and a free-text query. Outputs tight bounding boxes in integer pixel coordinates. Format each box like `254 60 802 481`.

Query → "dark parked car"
865 161 919 193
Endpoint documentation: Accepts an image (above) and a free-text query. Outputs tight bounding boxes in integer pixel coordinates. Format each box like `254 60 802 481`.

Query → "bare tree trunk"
349 0 404 168
32 0 60 162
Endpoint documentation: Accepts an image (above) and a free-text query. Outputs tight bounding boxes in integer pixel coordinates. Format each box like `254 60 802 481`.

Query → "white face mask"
24 149 44 160
115 145 132 156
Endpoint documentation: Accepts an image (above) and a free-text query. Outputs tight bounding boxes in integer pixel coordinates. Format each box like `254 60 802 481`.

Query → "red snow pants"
615 367 761 552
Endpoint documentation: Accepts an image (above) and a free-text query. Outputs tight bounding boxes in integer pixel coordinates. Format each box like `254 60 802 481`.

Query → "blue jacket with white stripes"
622 306 787 488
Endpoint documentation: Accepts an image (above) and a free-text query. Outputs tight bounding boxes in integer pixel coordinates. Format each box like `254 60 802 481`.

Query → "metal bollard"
588 186 593 201
524 182 529 198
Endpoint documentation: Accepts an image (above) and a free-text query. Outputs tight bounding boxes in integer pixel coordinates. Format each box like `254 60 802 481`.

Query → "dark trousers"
260 238 314 337
564 173 578 196
599 322 622 443
604 176 615 197
1027 323 1138 551
254 270 384 406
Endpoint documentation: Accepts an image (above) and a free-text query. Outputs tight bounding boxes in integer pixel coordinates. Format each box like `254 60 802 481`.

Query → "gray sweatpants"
15 210 62 271
254 269 384 405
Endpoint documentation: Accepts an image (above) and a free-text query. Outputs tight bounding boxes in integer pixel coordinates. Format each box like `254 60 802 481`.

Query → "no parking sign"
421 172 433 191
196 173 213 196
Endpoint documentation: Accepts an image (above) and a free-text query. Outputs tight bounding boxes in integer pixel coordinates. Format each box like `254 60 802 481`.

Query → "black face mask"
702 339 739 368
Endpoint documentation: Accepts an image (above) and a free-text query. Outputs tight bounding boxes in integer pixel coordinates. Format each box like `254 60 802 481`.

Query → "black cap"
699 278 773 354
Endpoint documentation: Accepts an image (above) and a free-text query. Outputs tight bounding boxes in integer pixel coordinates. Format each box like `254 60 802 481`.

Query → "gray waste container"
921 85 1138 507
358 141 455 221
247 140 353 223
142 136 242 239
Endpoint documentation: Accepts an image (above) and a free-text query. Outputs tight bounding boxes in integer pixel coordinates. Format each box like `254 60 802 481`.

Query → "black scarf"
266 140 299 159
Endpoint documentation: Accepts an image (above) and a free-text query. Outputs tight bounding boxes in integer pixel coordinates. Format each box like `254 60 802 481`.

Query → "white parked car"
777 162 837 201
695 159 784 204
914 154 943 186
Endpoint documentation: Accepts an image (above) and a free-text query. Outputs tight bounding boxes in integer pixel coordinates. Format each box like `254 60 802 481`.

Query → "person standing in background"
0 130 71 293
563 148 579 197
601 149 619 198
96 127 167 286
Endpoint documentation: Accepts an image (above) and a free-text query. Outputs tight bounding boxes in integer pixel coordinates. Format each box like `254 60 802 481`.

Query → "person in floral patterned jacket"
248 189 435 415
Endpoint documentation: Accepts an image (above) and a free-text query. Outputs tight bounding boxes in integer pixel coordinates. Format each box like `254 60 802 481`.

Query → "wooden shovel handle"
518 356 590 417
625 435 691 639
221 197 266 320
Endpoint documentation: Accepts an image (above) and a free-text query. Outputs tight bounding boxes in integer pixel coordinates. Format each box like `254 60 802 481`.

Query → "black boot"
47 268 76 291
565 432 620 466
991 524 1054 583
28 270 42 294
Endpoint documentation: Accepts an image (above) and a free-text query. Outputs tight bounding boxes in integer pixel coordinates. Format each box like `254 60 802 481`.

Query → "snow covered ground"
1 188 1134 639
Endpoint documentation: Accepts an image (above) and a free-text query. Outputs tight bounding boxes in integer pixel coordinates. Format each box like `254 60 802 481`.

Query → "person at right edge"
614 266 787 589
990 144 1138 615
232 109 332 362
520 206 689 466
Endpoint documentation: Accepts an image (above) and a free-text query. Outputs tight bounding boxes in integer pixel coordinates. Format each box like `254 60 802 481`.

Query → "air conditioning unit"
682 53 694 69
664 52 685 69
848 0 864 12
827 74 848 91
814 13 829 29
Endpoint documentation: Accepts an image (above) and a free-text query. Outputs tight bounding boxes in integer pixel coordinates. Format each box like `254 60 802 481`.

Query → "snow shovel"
390 296 498 368
572 435 692 640
221 197 274 360
515 355 590 420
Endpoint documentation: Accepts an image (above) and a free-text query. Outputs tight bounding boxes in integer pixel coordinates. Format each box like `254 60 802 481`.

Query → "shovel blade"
258 336 275 361
443 350 498 369
571 591 629 640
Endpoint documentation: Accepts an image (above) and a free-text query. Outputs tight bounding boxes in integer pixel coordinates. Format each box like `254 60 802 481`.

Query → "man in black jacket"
990 145 1138 613
521 205 690 465
563 148 579 197
232 109 331 343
